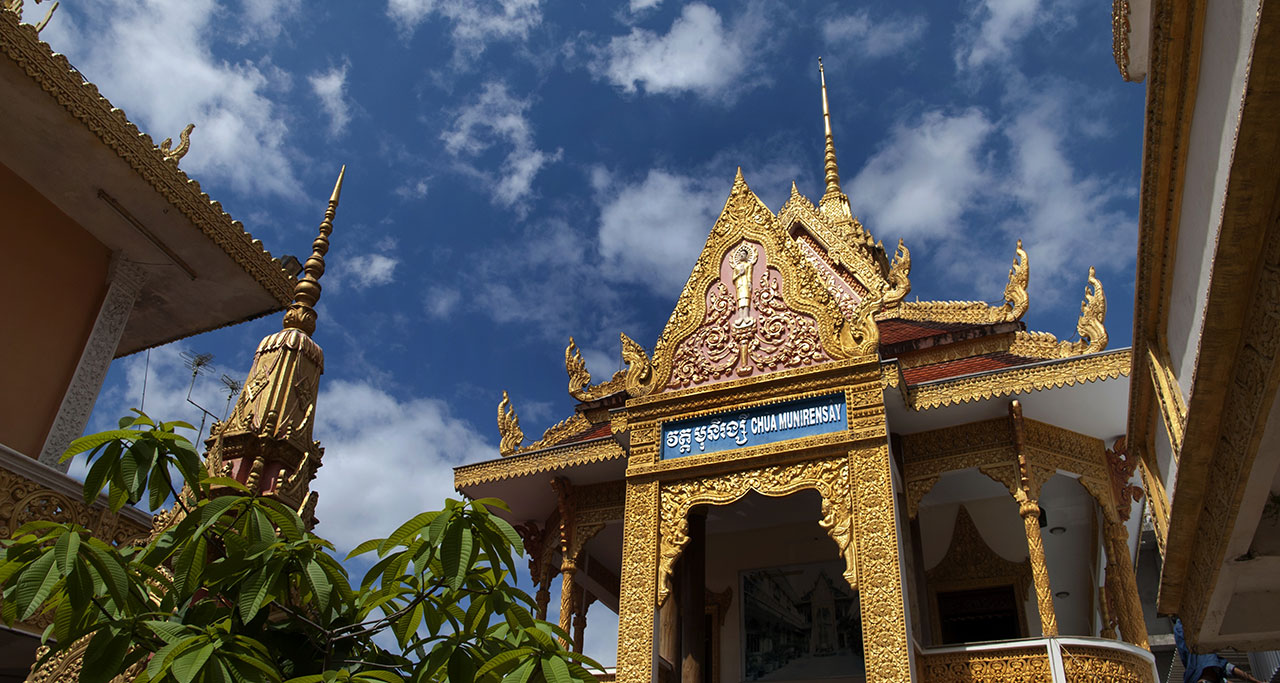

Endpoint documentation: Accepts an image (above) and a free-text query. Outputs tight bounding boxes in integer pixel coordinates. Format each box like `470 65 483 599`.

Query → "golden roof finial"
282 165 345 336
819 58 841 198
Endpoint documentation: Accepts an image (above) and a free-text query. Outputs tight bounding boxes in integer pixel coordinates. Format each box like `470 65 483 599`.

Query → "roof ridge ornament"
282 165 344 336
1001 239 1030 322
160 123 194 165
881 239 911 309
497 390 524 456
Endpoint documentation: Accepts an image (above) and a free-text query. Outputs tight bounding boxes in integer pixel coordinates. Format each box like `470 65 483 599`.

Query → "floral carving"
669 266 830 389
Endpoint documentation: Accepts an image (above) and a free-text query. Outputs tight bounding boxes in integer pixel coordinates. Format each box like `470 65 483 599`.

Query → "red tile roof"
553 422 613 447
901 352 1040 385
878 318 989 345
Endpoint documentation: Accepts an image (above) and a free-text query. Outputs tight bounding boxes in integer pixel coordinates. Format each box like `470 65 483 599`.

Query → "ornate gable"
621 171 879 397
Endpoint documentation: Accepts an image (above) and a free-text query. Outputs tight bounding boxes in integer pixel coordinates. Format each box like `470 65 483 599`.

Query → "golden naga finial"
621 333 654 398
1074 266 1107 353
1001 239 1030 322
160 123 194 164
881 239 911 308
282 165 345 336
33 0 57 33
565 337 592 398
841 294 881 357
497 390 524 456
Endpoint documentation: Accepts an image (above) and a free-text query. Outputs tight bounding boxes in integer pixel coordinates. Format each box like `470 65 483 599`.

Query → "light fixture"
1055 591 1070 599
1049 526 1067 535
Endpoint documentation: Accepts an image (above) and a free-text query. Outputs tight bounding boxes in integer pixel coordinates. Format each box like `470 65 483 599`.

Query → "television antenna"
181 351 219 444
219 374 242 420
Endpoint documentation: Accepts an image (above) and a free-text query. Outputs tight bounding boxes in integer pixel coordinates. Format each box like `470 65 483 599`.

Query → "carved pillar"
39 256 146 469
573 587 594 653
659 563 680 675
851 442 912 682
1104 517 1149 649
553 477 576 647
536 569 553 621
1010 401 1058 637
617 479 659 683
681 510 706 683
1100 558 1119 639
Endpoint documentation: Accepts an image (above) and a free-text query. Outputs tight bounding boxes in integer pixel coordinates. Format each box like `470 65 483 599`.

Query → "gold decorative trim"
1060 644 1156 682
1113 0 1134 82
624 171 875 398
453 437 625 488
0 12 293 305
917 647 1052 682
906 349 1131 411
880 239 911 309
656 454 855 605
521 412 591 453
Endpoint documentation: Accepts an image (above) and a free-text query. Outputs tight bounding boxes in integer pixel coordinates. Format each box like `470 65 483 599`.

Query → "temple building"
455 63 1159 682
1114 0 1280 678
0 5 306 676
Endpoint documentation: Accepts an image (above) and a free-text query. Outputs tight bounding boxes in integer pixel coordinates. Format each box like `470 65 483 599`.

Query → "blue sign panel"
661 393 847 459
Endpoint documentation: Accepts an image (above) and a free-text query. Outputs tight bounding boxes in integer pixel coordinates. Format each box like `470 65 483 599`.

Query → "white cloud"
955 0 1077 71
238 0 301 42
846 89 1133 303
41 0 303 199
440 82 562 209
848 109 995 242
595 169 723 295
346 254 400 289
590 3 768 103
310 379 494 554
425 286 461 318
386 0 541 61
309 63 352 138
822 10 927 59
395 178 431 200
629 0 661 12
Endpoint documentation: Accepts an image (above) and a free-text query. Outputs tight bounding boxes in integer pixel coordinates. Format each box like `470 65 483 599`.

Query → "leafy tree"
0 412 598 683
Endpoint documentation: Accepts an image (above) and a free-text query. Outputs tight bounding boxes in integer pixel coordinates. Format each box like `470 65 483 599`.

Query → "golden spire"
282 165 345 336
819 58 841 198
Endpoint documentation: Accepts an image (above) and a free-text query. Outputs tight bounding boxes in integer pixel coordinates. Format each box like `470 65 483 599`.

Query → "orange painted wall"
0 162 109 458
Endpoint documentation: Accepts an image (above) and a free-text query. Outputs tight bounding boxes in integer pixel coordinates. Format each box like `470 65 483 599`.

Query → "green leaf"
15 552 58 621
172 642 215 683
447 648 476 683
237 566 276 622
442 522 472 592
380 511 438 555
204 476 251 492
345 537 383 560
352 673 403 683
474 647 533 681
81 627 131 683
304 560 331 612
62 430 137 462
144 619 190 644
507 660 537 683
81 451 116 505
541 656 572 683
53 531 80 575
173 534 207 597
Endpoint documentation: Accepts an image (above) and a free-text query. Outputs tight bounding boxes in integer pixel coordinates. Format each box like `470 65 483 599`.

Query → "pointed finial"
282 165 345 336
818 58 842 198
790 180 800 197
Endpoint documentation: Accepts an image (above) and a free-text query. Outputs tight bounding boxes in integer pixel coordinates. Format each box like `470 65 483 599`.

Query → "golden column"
552 477 577 647
1010 401 1058 636
1103 515 1149 648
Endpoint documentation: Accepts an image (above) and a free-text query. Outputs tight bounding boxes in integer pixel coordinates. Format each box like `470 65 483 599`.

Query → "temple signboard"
661 392 847 459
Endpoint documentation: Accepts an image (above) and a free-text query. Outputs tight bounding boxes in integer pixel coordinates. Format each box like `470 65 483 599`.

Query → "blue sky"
46 0 1144 663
